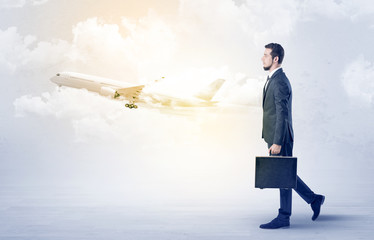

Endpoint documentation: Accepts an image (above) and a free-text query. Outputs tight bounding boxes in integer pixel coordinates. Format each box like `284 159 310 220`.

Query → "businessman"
260 43 325 229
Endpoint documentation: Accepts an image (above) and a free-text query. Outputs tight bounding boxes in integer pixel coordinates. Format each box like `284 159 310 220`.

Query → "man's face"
262 48 274 71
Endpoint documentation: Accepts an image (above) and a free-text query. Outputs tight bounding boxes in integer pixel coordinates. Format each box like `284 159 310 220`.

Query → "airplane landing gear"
125 103 138 109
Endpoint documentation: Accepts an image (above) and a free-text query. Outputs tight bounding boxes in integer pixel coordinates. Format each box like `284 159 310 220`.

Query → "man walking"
260 43 325 229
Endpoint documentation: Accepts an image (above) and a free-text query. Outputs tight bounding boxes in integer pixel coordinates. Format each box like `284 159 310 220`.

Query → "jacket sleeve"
273 79 291 145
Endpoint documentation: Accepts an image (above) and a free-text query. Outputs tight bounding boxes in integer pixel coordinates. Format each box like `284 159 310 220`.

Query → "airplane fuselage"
50 72 225 108
50 72 138 97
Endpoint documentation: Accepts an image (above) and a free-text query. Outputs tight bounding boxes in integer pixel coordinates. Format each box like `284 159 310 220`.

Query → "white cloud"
0 0 49 8
299 0 374 21
14 92 53 117
32 0 49 6
121 10 177 75
342 55 374 106
68 14 176 83
178 0 300 47
0 13 171 81
13 87 203 144
2 0 374 79
14 88 128 142
299 0 349 20
220 76 263 106
0 0 25 9
0 27 70 74
11 84 260 201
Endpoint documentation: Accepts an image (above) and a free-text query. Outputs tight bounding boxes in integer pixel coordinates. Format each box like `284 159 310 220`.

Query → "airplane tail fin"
194 79 225 101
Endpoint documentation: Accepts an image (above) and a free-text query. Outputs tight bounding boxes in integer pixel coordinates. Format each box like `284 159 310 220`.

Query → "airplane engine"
100 86 117 98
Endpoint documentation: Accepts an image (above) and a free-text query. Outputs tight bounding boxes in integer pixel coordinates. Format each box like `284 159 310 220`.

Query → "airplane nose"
50 75 60 85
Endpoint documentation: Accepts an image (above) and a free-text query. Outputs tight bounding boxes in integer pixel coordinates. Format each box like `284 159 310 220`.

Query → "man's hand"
269 144 282 155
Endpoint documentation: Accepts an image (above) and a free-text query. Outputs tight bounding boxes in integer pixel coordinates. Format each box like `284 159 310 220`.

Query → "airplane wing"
115 85 145 101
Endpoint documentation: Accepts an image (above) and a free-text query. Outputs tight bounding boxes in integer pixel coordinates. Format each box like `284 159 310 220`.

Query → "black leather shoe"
259 218 290 229
311 194 325 221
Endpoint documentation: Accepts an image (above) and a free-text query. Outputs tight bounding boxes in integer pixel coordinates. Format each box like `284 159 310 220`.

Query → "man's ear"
273 56 279 63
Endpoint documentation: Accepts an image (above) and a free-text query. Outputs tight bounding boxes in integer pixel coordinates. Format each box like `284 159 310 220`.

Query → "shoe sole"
259 225 290 230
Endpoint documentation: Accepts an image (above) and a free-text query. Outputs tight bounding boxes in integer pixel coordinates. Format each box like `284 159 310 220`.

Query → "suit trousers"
267 142 316 220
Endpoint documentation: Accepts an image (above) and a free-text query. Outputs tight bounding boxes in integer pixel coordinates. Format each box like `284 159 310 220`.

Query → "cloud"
0 0 26 9
0 12 176 82
68 13 176 83
0 27 70 74
32 0 49 5
13 87 129 142
120 11 177 78
3 0 374 79
0 0 49 9
178 0 300 53
65 9 256 86
11 85 258 201
14 92 54 117
299 0 374 21
7 0 363 84
342 55 374 106
13 87 203 144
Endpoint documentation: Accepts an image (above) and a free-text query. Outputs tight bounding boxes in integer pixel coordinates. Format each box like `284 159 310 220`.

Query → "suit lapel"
263 76 268 105
262 77 269 107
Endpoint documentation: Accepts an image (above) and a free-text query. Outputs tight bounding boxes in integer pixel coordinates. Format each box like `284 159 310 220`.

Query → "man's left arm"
271 79 291 154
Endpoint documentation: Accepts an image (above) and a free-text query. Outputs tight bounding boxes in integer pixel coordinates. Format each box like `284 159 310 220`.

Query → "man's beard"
263 61 273 71
263 66 271 71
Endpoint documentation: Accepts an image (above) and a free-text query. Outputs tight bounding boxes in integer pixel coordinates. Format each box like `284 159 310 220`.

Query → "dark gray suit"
262 68 316 220
262 68 293 147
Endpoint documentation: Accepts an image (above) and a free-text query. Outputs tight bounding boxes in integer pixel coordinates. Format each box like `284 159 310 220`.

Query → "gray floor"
0 180 373 240
1 107 373 239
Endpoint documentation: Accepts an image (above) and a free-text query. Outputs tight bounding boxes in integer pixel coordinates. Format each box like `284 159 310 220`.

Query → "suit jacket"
262 68 294 145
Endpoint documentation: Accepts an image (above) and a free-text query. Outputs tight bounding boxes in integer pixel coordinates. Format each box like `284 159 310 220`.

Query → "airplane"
50 72 225 109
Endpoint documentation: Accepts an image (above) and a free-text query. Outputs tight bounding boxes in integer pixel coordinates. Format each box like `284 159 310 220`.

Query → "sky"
1 0 374 216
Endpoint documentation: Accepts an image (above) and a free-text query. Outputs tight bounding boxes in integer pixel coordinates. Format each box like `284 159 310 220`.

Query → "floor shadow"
316 214 362 222
287 214 364 229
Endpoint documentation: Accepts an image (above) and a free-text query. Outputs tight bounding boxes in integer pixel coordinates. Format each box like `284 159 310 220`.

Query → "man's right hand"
269 144 282 155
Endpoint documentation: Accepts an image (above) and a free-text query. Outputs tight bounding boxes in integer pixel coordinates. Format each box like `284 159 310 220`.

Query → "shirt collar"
268 67 282 79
